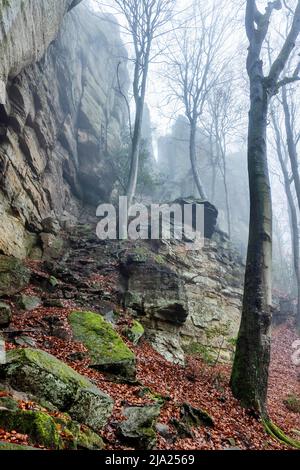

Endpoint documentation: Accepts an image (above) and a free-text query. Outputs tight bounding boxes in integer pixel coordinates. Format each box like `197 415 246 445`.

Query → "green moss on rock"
0 348 114 431
118 405 161 450
0 441 38 450
69 311 136 381
124 320 144 345
0 409 62 449
0 396 19 411
52 413 104 450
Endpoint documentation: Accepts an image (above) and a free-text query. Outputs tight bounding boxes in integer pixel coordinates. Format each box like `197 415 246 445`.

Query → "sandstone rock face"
122 235 244 364
0 3 128 257
0 0 81 84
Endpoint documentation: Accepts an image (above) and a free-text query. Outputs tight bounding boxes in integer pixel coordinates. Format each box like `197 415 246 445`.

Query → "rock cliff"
0 1 128 257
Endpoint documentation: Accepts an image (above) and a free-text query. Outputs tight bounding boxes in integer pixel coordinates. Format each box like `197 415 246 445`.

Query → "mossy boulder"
0 406 104 450
0 409 62 449
50 413 104 450
0 255 30 296
118 405 161 449
0 348 113 431
69 311 136 381
18 294 42 311
124 320 144 345
0 302 12 327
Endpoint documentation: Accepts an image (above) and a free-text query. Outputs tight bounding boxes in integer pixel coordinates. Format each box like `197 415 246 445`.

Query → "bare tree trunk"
231 0 300 414
189 121 206 200
219 148 231 239
126 101 144 208
211 165 217 203
282 86 300 212
272 110 300 329
230 60 272 414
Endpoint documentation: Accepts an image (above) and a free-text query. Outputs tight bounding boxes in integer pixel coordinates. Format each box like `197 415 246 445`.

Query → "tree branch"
268 0 300 83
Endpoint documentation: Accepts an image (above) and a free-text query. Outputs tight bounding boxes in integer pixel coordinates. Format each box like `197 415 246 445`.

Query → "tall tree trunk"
189 122 206 200
126 101 144 208
232 0 300 414
272 111 300 329
282 87 300 212
126 46 150 208
230 60 272 414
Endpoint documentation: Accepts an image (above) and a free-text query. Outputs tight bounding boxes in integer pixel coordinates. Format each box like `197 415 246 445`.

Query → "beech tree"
231 0 300 414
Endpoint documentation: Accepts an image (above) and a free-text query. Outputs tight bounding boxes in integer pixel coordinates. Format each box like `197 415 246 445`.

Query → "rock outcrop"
0 2 128 257
122 233 244 364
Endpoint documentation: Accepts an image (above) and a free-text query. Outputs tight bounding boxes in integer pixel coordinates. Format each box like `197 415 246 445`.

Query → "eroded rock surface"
0 3 128 257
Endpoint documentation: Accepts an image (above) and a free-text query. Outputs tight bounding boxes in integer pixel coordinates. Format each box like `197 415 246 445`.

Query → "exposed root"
263 419 300 449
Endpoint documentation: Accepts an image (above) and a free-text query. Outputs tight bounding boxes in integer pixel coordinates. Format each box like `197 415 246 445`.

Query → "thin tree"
230 0 300 414
165 0 231 200
271 105 300 326
203 77 242 238
99 0 176 208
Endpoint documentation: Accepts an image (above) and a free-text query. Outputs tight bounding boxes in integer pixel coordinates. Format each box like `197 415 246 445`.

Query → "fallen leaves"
0 259 299 450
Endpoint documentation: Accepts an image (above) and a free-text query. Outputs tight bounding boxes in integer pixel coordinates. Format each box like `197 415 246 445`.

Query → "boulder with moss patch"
124 320 145 345
0 348 113 431
118 405 161 449
69 311 136 381
0 409 62 449
180 403 214 428
0 441 38 450
0 403 104 450
0 256 30 296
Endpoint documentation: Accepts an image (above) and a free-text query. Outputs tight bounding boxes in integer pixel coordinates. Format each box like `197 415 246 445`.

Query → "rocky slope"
0 1 128 257
0 226 298 450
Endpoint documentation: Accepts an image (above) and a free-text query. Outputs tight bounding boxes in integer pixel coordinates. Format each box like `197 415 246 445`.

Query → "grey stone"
0 302 12 327
119 405 161 449
155 423 171 438
18 295 42 311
